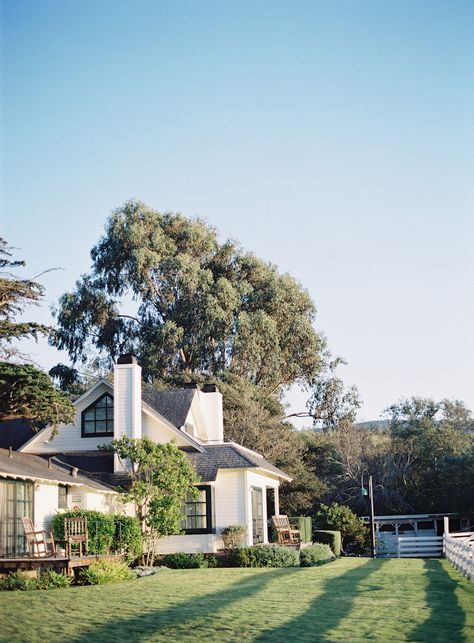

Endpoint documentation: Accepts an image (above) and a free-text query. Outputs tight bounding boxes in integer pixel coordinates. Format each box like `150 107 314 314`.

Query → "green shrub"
38 570 72 589
52 510 115 555
315 503 368 554
221 525 247 551
300 543 335 567
79 560 134 585
0 571 38 591
313 530 342 557
163 552 207 569
206 554 220 568
232 545 299 568
289 516 313 543
52 510 142 560
113 516 142 562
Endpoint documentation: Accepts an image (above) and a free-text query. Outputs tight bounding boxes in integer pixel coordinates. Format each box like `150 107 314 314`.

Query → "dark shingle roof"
0 449 117 493
142 388 195 428
0 419 38 450
188 443 292 482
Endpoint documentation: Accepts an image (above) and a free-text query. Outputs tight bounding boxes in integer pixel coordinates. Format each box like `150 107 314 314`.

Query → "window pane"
83 421 95 434
95 397 107 408
96 407 107 420
95 420 106 432
84 409 95 422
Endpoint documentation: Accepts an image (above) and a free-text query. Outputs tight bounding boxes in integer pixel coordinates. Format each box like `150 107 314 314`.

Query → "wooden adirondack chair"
21 517 56 558
272 515 300 545
64 516 88 557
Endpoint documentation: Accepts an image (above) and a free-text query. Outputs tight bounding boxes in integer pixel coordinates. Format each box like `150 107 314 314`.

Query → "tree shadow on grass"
70 568 296 643
409 559 466 642
255 558 381 642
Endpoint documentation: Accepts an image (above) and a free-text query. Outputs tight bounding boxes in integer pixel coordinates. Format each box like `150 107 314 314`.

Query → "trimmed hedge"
232 545 299 568
163 552 207 569
52 510 142 561
300 543 335 567
313 530 342 557
289 516 313 543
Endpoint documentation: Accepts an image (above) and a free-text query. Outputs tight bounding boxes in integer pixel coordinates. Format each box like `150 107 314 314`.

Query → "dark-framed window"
81 393 114 437
180 485 213 534
58 485 68 510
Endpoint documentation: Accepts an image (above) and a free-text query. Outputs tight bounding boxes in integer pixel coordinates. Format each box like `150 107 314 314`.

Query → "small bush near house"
113 516 142 562
300 543 335 567
163 552 207 569
0 571 38 591
315 503 368 554
221 525 247 551
313 530 342 557
232 545 299 568
38 570 72 589
79 560 134 585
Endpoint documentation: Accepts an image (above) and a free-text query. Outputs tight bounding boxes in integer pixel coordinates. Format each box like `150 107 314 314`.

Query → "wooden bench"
272 515 300 545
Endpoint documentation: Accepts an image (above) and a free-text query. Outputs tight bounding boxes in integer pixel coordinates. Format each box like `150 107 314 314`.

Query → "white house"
1 355 291 555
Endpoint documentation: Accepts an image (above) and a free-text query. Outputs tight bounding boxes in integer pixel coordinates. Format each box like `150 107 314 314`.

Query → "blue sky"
1 0 473 423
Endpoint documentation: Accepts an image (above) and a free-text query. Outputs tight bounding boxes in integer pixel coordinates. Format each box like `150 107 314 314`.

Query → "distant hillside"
355 419 391 430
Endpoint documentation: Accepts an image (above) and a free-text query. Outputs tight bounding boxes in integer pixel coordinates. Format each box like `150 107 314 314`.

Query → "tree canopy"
0 239 75 428
52 200 326 392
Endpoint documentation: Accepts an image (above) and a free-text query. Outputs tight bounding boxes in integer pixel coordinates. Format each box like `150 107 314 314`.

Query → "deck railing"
444 533 474 580
396 535 444 558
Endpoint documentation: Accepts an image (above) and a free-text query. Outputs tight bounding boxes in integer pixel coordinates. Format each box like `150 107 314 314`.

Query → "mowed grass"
1 558 473 642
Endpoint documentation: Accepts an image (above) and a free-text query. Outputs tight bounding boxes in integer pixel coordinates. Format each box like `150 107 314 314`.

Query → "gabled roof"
142 387 195 428
0 449 117 493
188 442 292 482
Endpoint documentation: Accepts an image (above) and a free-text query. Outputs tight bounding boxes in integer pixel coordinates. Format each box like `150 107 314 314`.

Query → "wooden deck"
0 553 123 574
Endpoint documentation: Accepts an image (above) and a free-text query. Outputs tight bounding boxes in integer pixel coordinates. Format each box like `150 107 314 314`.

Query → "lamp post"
361 472 376 558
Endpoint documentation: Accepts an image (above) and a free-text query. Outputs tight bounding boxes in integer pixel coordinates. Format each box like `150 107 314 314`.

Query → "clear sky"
1 0 473 423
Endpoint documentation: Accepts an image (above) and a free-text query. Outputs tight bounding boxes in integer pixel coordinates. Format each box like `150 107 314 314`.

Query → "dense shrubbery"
315 503 368 553
313 530 342 557
52 510 142 560
162 552 219 569
221 525 246 551
0 570 72 591
0 571 38 591
231 545 299 568
300 543 335 567
79 560 134 585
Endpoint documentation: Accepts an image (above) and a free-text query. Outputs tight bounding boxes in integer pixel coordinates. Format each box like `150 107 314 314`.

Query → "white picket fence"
396 535 444 558
444 533 474 581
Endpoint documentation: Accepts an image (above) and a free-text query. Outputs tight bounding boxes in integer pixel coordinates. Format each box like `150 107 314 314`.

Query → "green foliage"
79 560 134 585
289 516 313 543
52 200 325 392
114 515 142 562
52 510 141 559
52 510 115 555
0 362 75 429
314 530 342 557
231 545 299 568
0 571 38 591
316 503 368 553
103 437 199 566
300 543 335 567
38 570 72 589
0 239 75 429
163 552 207 569
221 525 247 551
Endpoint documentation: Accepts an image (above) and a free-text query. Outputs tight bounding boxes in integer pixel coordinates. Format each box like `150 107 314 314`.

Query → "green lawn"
1 558 473 642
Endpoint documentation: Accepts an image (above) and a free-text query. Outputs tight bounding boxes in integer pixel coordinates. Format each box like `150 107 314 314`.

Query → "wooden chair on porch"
21 517 56 558
272 515 300 545
64 517 88 557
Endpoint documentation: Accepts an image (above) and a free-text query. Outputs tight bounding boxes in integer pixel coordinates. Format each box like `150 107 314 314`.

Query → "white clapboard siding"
444 533 474 580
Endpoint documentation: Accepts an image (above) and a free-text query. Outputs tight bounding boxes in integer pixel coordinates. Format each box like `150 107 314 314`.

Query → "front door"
0 480 33 557
251 487 264 544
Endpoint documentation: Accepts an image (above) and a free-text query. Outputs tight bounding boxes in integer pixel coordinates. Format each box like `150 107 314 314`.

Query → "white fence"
444 533 474 581
396 535 444 558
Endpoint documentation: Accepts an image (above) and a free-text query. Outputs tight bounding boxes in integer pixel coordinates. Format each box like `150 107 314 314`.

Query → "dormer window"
81 393 114 437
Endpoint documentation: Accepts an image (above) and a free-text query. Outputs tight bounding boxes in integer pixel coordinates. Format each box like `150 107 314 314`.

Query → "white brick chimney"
198 384 224 443
113 354 142 472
